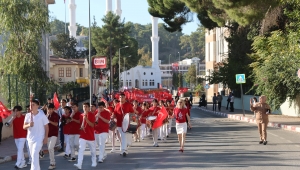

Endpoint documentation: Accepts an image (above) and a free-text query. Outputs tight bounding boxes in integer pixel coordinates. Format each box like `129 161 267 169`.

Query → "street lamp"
178 52 180 72
88 0 92 105
124 55 131 88
118 46 129 89
168 54 171 88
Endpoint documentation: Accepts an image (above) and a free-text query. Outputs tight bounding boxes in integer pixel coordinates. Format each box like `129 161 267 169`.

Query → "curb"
195 107 300 133
0 147 56 164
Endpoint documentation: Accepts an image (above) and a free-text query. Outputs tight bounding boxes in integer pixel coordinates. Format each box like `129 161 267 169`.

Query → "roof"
50 56 86 65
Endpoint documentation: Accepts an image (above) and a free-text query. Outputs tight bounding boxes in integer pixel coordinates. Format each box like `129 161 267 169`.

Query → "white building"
160 57 205 88
205 27 229 101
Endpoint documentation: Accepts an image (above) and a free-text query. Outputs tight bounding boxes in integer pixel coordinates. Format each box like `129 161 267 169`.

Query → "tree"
138 47 152 66
179 25 205 60
49 18 86 36
0 0 50 106
184 64 196 85
172 72 179 88
178 73 183 87
91 12 139 89
50 33 81 58
209 23 254 93
250 0 300 110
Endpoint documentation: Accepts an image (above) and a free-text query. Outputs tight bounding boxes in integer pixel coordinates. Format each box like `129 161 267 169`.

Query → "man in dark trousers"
226 92 232 110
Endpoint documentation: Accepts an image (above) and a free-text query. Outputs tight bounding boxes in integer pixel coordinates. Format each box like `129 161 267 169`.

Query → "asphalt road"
1 107 300 170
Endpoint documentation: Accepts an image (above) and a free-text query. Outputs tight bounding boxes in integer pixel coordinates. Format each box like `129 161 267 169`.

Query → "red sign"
92 57 107 69
172 63 179 72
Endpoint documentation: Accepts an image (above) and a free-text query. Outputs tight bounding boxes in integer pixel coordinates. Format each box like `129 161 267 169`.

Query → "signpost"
236 74 246 116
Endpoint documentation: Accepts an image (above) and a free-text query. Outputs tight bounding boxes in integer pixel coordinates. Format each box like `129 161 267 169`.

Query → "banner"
152 106 168 129
92 57 107 69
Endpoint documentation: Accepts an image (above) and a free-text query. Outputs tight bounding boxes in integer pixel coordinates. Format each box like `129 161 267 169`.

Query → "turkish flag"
0 101 11 118
101 97 107 103
152 106 168 129
53 92 60 110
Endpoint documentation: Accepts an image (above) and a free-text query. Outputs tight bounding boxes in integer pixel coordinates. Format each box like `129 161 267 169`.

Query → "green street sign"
236 74 246 84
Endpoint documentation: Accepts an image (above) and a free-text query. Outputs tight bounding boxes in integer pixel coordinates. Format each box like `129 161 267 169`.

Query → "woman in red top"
9 106 28 168
148 99 161 147
172 99 191 152
139 102 149 140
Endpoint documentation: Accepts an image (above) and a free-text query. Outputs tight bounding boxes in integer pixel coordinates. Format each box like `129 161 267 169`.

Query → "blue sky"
48 0 200 35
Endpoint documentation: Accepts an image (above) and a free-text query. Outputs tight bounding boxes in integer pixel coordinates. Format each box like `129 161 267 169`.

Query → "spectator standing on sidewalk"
212 93 217 111
250 95 271 145
189 93 193 104
229 93 235 112
226 92 232 110
217 92 223 111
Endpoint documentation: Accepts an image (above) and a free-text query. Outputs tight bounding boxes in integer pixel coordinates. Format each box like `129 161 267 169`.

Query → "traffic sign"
204 84 210 89
236 74 246 84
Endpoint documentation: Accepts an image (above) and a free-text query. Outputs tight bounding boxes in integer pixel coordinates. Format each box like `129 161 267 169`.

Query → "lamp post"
124 55 131 88
178 52 180 72
118 46 129 89
168 54 171 88
88 0 92 105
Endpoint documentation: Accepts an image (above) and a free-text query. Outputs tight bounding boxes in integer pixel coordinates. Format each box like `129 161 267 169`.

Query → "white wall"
221 95 300 117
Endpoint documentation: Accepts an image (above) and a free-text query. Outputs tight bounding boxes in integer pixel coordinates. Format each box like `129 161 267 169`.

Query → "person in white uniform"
23 99 49 170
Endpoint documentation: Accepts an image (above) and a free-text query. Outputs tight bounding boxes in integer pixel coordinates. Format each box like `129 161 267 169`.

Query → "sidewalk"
194 104 300 133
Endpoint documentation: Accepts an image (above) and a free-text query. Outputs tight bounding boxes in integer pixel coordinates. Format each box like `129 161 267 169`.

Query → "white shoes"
110 149 115 153
91 162 97 167
74 164 82 170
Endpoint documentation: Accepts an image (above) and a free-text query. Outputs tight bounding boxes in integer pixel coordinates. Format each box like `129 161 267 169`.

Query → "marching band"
4 92 192 170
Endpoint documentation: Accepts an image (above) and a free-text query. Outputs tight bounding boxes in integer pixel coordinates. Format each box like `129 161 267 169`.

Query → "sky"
48 0 200 35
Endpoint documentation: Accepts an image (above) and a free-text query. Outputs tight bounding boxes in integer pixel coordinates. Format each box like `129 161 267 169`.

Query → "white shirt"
230 96 235 102
24 109 49 142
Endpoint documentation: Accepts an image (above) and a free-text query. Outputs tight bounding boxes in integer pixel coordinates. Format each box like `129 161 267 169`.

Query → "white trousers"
152 128 159 145
47 136 57 165
64 135 71 155
69 134 79 158
15 138 26 166
126 133 132 146
117 127 127 153
168 119 172 134
25 140 32 162
28 140 43 170
95 133 108 161
77 138 96 166
140 124 146 139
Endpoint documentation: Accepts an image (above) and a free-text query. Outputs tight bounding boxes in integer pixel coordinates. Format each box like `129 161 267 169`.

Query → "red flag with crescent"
152 105 168 129
0 101 11 118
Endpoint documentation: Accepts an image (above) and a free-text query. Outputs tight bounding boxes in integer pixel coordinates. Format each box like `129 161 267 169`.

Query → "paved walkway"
195 104 300 132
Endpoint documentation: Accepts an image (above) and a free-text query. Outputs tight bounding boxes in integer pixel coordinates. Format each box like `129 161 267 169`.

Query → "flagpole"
65 0 67 34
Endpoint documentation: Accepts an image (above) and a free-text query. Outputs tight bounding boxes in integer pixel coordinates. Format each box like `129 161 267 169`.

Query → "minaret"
68 0 77 38
106 0 112 14
151 17 160 70
115 0 122 17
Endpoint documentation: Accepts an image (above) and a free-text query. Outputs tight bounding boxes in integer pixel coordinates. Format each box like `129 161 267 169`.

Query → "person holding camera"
250 95 271 145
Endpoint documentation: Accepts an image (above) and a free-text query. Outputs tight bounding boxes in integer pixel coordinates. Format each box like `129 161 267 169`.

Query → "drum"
127 122 138 134
147 116 157 121
109 120 117 131
122 113 138 133
122 114 130 132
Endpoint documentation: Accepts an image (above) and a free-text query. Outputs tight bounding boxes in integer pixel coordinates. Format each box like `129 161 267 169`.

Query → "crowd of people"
4 93 193 170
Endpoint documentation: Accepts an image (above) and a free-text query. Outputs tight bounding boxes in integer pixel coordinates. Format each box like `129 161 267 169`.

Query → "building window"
151 72 153 75
58 68 64 77
150 79 154 86
142 80 144 86
144 72 146 75
79 68 83 77
145 80 148 86
66 67 71 77
129 80 132 86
